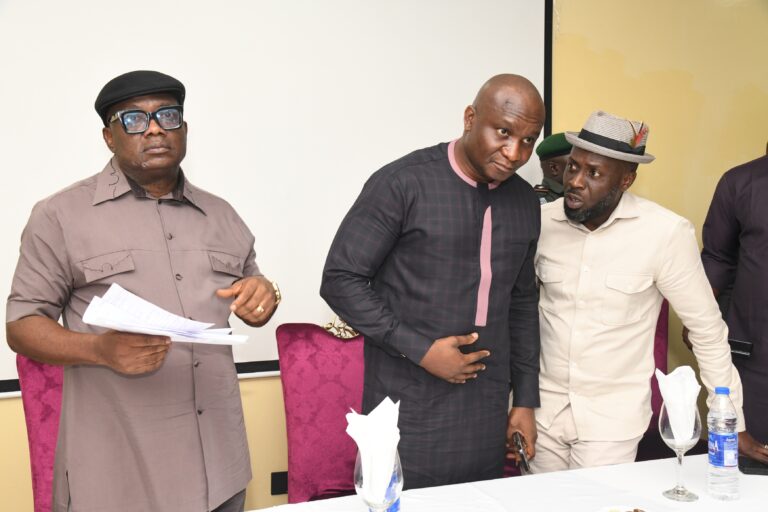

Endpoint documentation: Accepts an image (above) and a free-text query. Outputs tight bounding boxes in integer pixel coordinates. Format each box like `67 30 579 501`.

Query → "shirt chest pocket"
209 251 244 281
80 250 136 284
536 263 565 313
601 273 654 326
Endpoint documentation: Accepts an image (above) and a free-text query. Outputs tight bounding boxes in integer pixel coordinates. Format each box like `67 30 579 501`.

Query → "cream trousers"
530 404 643 473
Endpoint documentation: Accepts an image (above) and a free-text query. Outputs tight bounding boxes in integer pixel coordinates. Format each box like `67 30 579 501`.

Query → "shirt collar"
552 191 640 231
92 159 206 214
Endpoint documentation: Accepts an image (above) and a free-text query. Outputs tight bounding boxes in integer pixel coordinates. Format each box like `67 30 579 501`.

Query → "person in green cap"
533 132 572 204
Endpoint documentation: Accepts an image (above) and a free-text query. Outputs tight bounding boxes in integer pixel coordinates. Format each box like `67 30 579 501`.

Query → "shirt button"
193 360 200 368
166 233 174 240
197 409 203 415
175 273 183 281
577 300 586 308
582 265 590 272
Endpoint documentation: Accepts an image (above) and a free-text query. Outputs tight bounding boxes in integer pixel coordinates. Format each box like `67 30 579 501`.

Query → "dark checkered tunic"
321 141 540 489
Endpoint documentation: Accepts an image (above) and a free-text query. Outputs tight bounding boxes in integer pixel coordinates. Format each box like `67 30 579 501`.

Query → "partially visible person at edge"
6 70 280 512
693 153 768 463
533 132 572 204
532 110 747 472
321 74 545 488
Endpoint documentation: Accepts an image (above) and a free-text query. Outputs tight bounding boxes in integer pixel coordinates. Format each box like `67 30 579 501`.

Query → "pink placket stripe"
447 140 494 326
474 206 492 327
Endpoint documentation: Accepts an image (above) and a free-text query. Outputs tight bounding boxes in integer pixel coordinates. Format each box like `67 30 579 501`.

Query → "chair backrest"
276 323 364 503
16 355 63 512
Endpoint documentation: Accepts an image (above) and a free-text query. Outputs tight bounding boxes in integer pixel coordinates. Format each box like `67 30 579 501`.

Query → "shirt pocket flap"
536 263 565 283
209 251 245 278
80 251 135 283
605 273 653 294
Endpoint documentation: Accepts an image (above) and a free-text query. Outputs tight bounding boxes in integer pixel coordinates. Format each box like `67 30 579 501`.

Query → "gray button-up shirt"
7 160 259 512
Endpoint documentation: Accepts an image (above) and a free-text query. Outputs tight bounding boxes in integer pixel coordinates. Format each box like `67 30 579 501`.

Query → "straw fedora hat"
565 111 655 164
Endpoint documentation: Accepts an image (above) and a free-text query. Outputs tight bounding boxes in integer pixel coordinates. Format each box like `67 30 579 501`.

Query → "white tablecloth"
260 455 764 511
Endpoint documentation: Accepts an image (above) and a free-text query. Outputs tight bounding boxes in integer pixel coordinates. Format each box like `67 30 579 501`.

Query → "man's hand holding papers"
92 330 170 375
83 283 249 352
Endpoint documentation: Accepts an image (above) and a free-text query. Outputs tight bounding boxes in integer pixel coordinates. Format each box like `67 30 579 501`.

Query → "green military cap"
535 132 572 160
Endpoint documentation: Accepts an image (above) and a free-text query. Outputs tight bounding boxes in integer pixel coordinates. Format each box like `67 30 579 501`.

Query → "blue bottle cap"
715 386 730 395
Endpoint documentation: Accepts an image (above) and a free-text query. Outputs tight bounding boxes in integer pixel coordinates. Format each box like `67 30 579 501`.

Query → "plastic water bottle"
707 386 739 500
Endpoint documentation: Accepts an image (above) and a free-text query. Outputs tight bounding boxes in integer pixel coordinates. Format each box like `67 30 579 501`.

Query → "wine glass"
658 402 702 502
353 449 403 512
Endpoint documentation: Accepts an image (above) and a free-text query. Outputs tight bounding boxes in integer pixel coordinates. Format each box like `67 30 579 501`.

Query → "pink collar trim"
447 140 499 190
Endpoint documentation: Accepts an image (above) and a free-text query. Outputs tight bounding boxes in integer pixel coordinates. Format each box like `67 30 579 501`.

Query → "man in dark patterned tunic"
321 74 545 488
701 154 768 463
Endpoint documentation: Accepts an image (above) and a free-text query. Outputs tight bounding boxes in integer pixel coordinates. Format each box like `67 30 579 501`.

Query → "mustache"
563 186 621 223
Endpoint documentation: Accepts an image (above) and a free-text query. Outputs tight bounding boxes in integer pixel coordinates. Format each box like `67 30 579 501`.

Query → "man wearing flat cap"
530 110 747 472
6 70 279 511
533 132 572 204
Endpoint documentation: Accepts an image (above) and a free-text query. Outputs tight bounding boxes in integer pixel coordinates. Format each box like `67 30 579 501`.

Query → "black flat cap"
95 70 185 125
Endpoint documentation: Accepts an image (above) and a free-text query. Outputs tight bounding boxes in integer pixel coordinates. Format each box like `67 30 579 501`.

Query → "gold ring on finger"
256 305 265 314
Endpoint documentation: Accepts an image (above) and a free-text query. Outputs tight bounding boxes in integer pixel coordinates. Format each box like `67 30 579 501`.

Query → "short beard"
564 186 621 224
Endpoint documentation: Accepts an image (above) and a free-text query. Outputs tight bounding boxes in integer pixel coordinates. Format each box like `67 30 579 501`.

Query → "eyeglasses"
109 105 184 134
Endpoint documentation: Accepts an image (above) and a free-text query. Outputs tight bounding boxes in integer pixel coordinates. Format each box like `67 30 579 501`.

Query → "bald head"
453 74 545 184
472 74 545 125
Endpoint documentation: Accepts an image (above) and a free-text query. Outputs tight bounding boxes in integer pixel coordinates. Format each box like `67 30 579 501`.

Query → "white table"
260 455 764 511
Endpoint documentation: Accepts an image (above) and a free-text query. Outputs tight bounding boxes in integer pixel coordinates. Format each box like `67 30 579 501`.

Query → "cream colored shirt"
535 192 744 441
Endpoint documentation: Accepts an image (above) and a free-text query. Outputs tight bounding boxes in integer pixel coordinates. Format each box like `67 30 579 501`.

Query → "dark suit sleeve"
507 227 541 408
701 173 740 291
320 171 433 363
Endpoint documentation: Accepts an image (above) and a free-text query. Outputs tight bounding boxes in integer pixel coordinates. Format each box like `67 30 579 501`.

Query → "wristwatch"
271 281 282 306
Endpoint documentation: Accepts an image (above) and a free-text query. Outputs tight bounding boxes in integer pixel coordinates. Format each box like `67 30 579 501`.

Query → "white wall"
0 0 546 380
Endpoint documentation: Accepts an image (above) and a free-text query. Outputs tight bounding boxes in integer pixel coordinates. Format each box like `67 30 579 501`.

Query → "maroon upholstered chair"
16 354 63 512
276 323 364 503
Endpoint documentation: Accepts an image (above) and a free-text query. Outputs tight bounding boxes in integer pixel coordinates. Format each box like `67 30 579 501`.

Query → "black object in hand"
739 455 768 475
728 338 753 359
512 431 530 473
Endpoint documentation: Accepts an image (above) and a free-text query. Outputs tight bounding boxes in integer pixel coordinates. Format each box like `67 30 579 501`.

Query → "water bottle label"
708 432 738 467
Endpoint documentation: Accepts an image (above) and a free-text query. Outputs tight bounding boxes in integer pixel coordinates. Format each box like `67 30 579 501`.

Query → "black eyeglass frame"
108 105 184 134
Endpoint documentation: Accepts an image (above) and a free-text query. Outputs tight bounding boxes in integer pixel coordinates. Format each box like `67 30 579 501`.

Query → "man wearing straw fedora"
531 110 747 472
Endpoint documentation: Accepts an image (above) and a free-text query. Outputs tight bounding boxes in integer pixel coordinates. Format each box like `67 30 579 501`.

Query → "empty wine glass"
658 402 702 501
353 449 403 512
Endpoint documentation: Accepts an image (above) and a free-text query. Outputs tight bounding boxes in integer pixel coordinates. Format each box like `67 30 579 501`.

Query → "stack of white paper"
83 283 248 345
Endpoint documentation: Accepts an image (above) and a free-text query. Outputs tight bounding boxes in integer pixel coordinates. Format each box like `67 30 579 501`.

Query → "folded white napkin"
346 397 400 505
654 366 701 446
